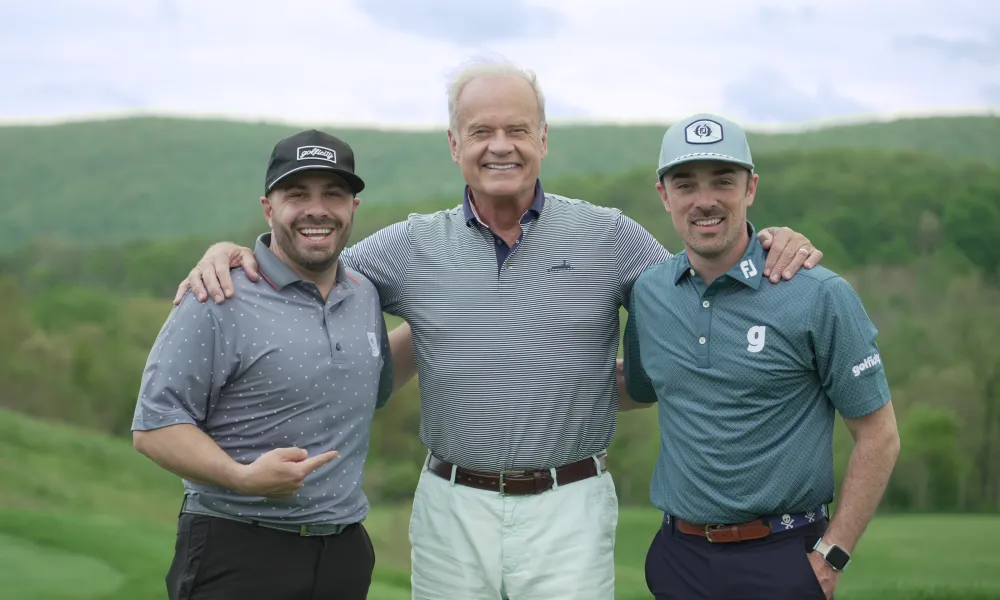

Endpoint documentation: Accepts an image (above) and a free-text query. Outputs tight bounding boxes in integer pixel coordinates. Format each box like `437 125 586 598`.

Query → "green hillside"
8 145 998 299
1 115 998 251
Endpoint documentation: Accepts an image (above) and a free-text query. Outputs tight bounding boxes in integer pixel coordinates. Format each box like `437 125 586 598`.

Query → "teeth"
694 218 722 226
486 164 517 170
300 228 332 236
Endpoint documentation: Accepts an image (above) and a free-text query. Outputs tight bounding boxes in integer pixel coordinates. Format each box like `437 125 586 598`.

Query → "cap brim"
266 165 366 195
656 154 754 179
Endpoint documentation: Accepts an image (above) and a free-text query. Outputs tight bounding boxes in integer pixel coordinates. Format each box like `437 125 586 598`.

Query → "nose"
302 194 334 219
487 131 514 156
692 186 719 210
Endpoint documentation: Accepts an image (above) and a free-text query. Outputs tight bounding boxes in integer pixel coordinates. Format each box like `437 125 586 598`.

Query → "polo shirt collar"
254 233 355 291
672 222 765 290
463 179 546 227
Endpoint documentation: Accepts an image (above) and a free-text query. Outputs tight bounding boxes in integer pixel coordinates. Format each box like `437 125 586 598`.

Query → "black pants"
166 513 376 600
645 517 830 600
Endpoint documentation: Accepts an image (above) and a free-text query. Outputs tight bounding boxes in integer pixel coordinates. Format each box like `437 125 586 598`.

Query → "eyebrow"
467 121 532 131
670 167 737 181
284 182 348 192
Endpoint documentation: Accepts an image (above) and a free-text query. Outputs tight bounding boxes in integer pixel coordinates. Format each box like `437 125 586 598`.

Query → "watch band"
813 537 851 571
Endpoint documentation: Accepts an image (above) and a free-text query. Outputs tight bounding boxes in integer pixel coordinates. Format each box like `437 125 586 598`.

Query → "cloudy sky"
1 0 998 128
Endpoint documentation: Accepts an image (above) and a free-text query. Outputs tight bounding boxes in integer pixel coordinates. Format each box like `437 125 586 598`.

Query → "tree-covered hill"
1 115 998 251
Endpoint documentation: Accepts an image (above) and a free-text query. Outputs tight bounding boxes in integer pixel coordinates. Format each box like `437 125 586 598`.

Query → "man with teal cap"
623 113 900 599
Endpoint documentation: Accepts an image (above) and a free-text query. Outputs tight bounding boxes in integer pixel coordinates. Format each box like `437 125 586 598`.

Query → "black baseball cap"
264 129 365 195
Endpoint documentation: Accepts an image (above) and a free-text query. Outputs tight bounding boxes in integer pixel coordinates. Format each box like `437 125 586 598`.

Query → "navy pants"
645 517 830 600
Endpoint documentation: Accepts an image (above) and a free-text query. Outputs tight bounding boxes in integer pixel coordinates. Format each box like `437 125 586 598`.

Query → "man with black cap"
623 114 900 599
131 129 395 600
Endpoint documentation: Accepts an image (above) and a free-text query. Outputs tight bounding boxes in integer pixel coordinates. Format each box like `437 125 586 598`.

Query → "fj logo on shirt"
367 332 380 357
740 259 757 279
851 353 881 377
747 325 766 352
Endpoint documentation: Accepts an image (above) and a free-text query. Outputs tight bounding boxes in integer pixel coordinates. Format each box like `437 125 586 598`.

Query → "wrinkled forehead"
456 75 542 129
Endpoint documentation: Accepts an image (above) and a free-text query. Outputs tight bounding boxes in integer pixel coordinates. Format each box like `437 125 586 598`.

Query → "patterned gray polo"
623 223 890 524
339 181 671 472
132 234 393 526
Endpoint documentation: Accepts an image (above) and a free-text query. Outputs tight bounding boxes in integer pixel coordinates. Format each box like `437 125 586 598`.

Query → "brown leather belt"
675 517 773 543
426 452 607 496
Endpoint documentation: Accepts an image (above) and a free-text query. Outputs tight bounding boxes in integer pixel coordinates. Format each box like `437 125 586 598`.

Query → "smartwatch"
813 537 851 571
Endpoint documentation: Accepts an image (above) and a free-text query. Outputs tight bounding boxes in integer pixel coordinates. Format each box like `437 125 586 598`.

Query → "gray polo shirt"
623 223 890 524
132 234 392 526
339 181 671 472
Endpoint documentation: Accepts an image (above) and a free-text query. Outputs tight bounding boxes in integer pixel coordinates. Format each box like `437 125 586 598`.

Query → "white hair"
446 57 547 133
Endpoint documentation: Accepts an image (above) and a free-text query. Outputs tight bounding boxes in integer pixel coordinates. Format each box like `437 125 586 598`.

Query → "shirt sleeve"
339 221 414 316
614 213 672 309
131 294 236 431
375 313 393 409
809 276 891 419
622 291 659 404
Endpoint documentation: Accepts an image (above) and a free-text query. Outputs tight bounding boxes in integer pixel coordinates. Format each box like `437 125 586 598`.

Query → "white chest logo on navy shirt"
367 332 380 357
740 259 757 279
747 325 766 353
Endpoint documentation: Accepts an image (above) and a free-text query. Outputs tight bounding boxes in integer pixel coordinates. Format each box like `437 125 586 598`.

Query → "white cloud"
0 0 997 127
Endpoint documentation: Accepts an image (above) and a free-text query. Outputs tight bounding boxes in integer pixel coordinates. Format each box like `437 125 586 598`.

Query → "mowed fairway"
1 408 998 600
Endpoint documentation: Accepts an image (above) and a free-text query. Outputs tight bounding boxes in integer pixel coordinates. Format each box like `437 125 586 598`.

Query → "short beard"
272 217 353 274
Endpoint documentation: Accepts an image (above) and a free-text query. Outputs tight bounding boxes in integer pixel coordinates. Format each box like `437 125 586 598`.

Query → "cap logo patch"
297 145 337 163
685 119 723 144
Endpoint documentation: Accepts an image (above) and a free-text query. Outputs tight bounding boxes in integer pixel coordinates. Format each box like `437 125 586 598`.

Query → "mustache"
689 208 726 220
293 218 344 229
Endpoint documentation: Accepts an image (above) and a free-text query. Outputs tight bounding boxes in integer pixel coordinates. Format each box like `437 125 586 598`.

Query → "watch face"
826 546 851 570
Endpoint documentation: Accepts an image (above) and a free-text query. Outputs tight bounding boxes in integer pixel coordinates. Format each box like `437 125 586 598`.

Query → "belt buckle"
498 470 524 496
704 524 725 543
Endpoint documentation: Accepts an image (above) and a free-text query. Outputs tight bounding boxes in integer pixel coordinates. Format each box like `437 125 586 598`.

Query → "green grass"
1 408 998 599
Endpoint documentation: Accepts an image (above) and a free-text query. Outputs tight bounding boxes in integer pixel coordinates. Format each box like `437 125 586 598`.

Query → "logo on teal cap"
685 119 724 144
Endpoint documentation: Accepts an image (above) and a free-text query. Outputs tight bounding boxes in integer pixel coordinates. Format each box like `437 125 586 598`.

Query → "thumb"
272 447 309 462
758 227 774 248
173 282 190 306
300 450 340 473
243 252 261 281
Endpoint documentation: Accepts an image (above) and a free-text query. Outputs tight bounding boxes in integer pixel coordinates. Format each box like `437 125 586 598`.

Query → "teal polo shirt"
623 222 890 524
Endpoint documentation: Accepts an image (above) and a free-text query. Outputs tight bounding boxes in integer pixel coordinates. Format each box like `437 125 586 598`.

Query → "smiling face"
261 171 359 276
447 74 547 205
656 160 758 261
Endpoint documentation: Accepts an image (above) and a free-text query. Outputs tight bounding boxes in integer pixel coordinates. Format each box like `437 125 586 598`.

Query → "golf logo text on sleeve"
851 353 881 377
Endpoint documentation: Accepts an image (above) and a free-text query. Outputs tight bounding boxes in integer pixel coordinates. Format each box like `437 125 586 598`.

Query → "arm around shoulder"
173 241 258 305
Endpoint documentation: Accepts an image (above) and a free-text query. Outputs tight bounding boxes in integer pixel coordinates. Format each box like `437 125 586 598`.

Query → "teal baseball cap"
656 113 754 180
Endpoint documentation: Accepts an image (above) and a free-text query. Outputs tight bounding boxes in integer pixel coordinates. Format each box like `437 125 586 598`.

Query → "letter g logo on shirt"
747 325 766 353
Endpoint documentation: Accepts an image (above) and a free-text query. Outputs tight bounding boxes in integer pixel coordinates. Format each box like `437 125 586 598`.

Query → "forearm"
824 423 900 551
133 423 246 492
617 359 653 411
389 321 416 391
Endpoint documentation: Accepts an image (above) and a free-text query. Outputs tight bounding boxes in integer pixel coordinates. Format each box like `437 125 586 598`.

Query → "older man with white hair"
175 59 824 600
